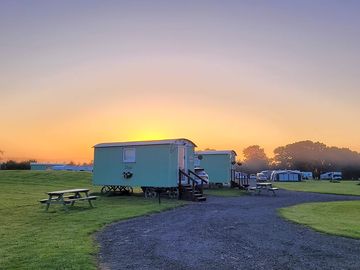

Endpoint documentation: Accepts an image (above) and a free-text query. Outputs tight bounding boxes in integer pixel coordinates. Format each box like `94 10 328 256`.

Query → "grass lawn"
204 187 247 197
274 180 360 196
0 170 185 270
279 200 360 239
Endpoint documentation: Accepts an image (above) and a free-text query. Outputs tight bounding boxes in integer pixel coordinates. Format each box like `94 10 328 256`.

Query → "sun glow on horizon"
1 1 359 163
125 130 171 142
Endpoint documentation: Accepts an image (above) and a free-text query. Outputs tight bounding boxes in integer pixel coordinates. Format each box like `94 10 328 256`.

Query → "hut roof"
94 138 197 148
196 150 237 156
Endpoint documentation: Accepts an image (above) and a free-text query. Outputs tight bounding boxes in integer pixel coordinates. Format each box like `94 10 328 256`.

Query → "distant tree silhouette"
242 145 270 174
0 160 35 170
273 140 360 179
81 161 93 166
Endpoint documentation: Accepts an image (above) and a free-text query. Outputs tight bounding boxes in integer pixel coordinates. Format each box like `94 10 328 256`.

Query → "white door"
178 146 187 171
178 146 187 183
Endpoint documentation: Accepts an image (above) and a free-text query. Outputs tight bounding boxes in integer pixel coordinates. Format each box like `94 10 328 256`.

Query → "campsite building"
194 150 237 186
301 171 313 180
30 163 92 172
30 163 65 171
270 170 302 182
93 138 206 201
52 165 93 172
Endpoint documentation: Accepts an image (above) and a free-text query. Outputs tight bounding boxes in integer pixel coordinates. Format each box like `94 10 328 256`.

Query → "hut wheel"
150 190 157 198
168 188 179 199
144 188 156 198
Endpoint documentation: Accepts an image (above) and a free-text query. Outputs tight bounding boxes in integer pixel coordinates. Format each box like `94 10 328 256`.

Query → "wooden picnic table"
40 188 97 211
252 182 278 196
256 182 273 188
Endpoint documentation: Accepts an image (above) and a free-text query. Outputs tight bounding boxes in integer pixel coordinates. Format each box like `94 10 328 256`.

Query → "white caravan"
320 172 342 180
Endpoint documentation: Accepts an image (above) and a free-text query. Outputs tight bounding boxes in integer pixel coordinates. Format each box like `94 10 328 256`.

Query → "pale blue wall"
93 144 194 187
30 163 62 170
196 154 234 183
31 164 49 170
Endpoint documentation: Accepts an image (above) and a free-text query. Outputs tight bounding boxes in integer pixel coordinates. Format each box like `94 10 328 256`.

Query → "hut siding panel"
93 144 178 188
199 154 231 183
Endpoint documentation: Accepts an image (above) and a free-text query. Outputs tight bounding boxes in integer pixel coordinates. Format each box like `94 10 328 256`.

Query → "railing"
188 169 207 193
232 171 249 189
178 169 203 200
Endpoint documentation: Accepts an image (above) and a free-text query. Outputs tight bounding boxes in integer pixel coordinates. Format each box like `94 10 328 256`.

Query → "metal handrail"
179 169 197 185
178 169 203 199
188 170 207 184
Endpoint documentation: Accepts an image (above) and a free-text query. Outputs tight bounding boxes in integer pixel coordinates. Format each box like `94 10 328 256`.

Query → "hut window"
123 148 136 163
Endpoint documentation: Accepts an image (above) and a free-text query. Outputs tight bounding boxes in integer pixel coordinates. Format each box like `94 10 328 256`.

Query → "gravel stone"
96 189 360 270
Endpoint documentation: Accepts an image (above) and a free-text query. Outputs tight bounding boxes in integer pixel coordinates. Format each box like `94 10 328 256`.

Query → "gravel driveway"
97 189 360 270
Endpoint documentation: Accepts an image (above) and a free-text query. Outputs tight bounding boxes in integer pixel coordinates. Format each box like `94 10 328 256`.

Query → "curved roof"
271 170 301 174
94 138 197 148
195 150 237 156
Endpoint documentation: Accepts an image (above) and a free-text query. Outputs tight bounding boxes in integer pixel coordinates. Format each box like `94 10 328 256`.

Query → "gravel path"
97 189 360 270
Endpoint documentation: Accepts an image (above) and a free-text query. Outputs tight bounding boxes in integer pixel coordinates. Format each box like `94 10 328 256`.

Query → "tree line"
1 141 359 178
0 158 93 170
0 160 35 170
241 140 360 179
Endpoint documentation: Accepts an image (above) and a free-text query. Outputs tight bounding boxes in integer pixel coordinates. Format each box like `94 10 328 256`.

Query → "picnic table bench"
248 182 278 196
40 188 97 211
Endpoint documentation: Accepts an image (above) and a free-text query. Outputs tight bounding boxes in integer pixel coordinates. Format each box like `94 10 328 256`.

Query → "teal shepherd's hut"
195 150 237 187
93 139 206 201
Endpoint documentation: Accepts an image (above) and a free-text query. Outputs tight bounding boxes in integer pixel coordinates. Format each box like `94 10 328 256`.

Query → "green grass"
204 187 247 197
279 200 360 239
274 180 360 196
0 170 185 270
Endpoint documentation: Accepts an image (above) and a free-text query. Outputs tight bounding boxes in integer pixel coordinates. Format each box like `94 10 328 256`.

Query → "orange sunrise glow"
1 1 359 163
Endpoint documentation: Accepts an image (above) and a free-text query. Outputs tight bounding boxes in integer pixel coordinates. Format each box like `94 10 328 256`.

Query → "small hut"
93 138 206 201
195 150 237 187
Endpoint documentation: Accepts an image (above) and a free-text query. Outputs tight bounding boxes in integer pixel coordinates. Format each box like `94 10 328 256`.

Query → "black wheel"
168 188 179 199
144 188 156 198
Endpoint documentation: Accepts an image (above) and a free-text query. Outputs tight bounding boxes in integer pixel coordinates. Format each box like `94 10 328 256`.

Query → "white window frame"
123 148 136 163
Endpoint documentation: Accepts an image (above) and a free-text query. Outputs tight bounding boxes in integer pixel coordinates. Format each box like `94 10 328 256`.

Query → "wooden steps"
178 170 207 202
180 184 206 202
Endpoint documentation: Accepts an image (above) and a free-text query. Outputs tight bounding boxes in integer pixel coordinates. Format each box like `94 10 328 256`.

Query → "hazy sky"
1 0 359 162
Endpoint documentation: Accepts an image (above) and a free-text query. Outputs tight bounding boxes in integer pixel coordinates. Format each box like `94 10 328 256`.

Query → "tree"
242 145 270 173
273 140 360 179
0 160 34 170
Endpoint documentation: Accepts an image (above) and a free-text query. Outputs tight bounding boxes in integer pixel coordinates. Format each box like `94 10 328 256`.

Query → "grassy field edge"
274 180 360 196
0 171 187 269
278 200 360 239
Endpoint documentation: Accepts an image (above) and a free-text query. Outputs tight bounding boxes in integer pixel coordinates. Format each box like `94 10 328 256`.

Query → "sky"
0 0 359 162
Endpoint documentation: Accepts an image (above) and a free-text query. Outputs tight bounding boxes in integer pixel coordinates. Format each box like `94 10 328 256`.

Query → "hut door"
178 146 187 172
